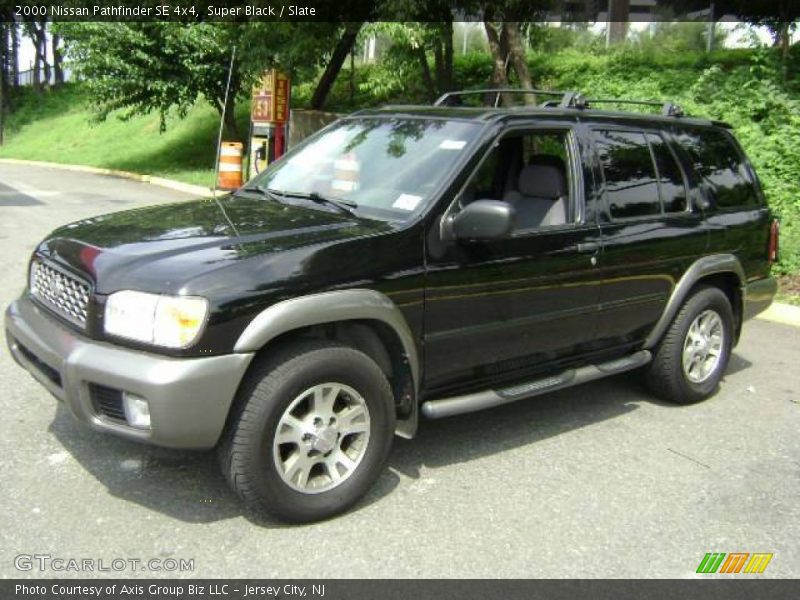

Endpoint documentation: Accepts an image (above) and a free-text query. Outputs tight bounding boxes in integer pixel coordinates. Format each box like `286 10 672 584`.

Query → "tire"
218 340 396 522
645 285 734 404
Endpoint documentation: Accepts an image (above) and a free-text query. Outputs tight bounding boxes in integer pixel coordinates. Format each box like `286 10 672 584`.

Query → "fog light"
122 393 151 429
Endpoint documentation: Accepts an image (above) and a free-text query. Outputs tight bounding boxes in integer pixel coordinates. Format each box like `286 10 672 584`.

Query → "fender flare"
643 254 745 350
234 289 419 438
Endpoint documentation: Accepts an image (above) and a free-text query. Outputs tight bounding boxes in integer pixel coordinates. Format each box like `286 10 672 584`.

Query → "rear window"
646 133 688 213
673 128 759 209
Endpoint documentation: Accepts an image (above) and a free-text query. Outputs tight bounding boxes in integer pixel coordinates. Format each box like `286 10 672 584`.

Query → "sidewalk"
0 158 212 197
757 302 800 327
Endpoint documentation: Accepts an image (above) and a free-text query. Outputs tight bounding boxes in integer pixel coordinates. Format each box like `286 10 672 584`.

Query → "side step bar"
421 350 652 419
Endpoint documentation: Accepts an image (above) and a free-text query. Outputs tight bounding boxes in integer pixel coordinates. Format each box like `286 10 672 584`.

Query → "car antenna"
211 45 240 237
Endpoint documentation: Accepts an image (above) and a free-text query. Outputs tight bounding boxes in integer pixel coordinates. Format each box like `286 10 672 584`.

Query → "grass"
0 84 249 186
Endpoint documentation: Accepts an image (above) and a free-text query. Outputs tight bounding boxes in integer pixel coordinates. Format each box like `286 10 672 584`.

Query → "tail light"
768 219 780 265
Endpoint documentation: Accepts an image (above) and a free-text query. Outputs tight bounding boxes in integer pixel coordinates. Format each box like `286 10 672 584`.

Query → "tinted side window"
674 128 758 209
593 130 660 219
647 133 688 213
460 130 573 229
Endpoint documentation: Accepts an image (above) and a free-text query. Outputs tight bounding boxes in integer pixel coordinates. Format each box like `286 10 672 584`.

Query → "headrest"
529 154 566 171
518 164 567 199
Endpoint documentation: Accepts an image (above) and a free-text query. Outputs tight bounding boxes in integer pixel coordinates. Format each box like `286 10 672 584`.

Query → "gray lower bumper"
5 296 254 449
743 276 778 321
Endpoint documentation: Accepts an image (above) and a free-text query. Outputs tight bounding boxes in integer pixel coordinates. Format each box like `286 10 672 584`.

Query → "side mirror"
452 200 515 241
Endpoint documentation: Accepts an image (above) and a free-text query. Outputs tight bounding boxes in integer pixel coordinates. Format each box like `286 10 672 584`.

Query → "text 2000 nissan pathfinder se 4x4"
6 90 778 521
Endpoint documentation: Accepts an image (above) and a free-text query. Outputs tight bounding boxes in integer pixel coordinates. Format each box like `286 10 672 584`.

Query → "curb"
756 302 800 327
0 158 213 197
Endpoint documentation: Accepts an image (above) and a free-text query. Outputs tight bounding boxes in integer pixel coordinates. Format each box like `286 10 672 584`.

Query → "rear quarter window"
674 127 759 210
592 129 661 219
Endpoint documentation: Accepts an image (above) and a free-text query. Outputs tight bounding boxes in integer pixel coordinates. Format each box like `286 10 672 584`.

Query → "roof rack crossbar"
432 88 684 117
433 88 582 108
582 98 684 117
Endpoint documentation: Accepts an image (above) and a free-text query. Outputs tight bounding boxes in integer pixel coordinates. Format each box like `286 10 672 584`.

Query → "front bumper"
5 295 254 448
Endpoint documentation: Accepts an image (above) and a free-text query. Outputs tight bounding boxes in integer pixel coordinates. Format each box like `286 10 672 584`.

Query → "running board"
421 350 652 419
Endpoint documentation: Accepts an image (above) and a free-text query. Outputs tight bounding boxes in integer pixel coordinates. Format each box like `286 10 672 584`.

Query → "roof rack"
432 88 684 117
433 88 585 109
579 98 684 117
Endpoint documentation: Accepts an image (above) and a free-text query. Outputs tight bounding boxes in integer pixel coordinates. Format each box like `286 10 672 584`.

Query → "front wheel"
218 341 396 522
645 285 734 404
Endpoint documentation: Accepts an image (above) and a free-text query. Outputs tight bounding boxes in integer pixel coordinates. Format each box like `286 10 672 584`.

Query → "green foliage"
629 21 728 53
0 83 249 186
527 23 605 54
685 51 800 273
54 21 352 134
55 22 245 130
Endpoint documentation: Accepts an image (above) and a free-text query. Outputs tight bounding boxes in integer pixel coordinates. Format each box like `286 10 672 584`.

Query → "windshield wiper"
238 185 287 204
279 191 358 216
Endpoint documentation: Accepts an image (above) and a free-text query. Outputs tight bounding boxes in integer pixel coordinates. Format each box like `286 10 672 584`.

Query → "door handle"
576 242 600 254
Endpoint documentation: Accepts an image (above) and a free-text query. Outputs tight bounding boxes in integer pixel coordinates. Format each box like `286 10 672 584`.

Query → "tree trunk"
219 90 239 141
52 32 64 86
442 20 454 93
32 38 41 92
433 37 444 93
0 22 5 145
310 22 362 110
483 21 510 106
503 21 535 105
11 21 18 89
416 46 436 102
1 21 9 108
28 21 49 92
349 47 355 104
607 0 630 46
39 26 50 86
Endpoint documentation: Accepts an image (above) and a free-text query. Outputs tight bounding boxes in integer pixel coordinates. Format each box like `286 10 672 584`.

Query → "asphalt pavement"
1 163 798 579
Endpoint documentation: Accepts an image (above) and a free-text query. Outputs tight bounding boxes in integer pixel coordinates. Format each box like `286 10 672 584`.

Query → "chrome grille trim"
29 260 91 327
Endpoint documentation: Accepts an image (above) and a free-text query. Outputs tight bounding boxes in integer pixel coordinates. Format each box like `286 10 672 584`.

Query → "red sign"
251 70 290 124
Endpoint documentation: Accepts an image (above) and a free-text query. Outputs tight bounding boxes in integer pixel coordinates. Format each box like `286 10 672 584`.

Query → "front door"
423 124 604 397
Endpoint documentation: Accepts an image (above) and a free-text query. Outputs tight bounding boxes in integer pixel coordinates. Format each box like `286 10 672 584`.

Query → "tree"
52 31 64 86
0 8 18 140
311 22 363 110
57 22 246 138
481 1 552 105
607 0 631 45
22 19 49 92
365 20 456 103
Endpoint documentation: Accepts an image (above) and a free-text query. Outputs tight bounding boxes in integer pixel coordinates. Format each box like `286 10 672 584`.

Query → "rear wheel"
645 285 734 404
218 340 395 522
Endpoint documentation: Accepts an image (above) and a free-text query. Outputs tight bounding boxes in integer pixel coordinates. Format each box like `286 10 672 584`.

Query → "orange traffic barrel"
217 142 243 190
331 152 360 193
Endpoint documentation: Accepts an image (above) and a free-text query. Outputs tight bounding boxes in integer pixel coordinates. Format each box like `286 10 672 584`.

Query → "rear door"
589 126 708 351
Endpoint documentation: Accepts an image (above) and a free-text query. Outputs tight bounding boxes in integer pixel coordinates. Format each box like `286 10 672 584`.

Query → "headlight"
104 291 209 349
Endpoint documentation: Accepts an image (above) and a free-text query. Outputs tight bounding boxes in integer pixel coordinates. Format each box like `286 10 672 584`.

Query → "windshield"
248 117 482 221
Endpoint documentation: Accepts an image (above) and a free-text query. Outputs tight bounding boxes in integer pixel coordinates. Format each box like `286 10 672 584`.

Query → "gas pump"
249 69 290 179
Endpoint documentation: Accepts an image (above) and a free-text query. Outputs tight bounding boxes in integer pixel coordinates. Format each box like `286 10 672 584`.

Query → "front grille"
89 384 127 423
30 261 91 327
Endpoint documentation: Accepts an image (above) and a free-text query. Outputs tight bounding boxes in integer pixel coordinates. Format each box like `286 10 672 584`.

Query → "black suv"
5 90 779 522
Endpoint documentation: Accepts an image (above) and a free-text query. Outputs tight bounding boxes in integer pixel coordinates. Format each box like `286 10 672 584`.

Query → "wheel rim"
272 382 371 494
682 309 725 384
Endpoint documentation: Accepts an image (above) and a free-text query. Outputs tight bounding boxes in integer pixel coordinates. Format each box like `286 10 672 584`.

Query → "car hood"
35 194 392 295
